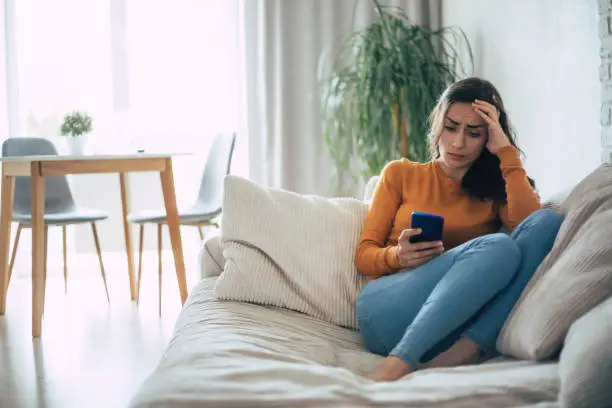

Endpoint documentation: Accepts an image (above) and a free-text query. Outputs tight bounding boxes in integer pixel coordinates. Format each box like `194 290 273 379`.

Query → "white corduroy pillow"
213 176 368 329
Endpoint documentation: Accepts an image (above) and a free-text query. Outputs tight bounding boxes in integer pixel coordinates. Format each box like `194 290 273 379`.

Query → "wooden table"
0 154 188 337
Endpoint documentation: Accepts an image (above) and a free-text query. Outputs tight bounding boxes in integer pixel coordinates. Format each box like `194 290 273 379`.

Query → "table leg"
42 226 48 315
0 172 15 315
119 173 136 301
159 159 187 304
31 162 45 337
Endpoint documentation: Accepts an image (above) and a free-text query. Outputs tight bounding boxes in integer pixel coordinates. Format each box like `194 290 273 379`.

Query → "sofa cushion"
213 175 368 329
559 295 612 408
497 164 612 360
363 176 380 202
130 278 561 408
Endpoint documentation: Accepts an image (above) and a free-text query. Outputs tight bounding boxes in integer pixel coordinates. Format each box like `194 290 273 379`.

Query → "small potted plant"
60 111 93 155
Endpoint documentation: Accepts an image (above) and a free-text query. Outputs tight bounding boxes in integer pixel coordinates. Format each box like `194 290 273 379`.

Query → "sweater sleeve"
354 160 404 276
497 145 541 231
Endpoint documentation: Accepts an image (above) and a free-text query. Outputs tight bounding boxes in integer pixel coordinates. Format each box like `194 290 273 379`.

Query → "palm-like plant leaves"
322 1 472 193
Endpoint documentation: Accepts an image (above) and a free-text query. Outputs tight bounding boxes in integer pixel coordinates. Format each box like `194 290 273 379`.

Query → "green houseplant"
321 1 473 195
60 111 93 155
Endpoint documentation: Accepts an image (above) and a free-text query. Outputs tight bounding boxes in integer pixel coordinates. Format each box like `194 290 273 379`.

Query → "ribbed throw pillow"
497 165 612 360
214 176 368 329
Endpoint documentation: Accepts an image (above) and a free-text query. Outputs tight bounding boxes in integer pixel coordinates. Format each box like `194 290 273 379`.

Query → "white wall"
442 0 600 200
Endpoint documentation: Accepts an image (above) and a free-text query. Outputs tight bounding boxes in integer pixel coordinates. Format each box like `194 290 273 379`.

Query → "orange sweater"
354 145 541 279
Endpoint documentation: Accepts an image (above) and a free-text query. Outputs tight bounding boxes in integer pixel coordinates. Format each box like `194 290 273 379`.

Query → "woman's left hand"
473 99 511 155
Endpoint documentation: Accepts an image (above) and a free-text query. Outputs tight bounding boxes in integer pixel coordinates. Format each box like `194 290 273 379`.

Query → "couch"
129 165 612 408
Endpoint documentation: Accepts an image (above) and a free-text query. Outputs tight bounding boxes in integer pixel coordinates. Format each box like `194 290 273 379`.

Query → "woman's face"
437 102 488 176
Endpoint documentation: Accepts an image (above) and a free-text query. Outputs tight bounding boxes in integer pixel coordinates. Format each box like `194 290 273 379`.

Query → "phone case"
409 212 445 243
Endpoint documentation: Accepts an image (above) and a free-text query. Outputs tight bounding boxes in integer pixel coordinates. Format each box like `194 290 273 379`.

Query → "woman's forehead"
445 103 486 126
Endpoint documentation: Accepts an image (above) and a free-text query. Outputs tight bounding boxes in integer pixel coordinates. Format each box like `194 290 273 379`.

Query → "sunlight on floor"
0 243 204 408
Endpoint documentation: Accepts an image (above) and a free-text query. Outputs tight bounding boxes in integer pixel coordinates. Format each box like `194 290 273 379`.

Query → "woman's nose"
452 133 465 148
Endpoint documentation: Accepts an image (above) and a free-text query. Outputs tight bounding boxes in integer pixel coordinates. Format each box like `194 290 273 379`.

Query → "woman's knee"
512 208 564 242
480 233 520 258
523 208 564 229
474 233 521 281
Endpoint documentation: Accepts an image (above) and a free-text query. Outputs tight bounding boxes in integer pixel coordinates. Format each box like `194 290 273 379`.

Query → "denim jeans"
356 209 563 368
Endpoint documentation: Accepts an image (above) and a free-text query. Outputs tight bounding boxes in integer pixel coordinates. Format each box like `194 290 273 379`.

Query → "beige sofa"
129 165 612 408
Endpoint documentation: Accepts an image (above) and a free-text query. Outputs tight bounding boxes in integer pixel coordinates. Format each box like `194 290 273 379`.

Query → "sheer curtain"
243 0 441 197
4 0 245 254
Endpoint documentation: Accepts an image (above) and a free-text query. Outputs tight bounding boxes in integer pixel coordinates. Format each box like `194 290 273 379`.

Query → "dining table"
0 153 188 337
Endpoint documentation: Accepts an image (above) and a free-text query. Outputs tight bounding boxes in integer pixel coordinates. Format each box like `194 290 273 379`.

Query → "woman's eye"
444 126 456 132
469 132 481 138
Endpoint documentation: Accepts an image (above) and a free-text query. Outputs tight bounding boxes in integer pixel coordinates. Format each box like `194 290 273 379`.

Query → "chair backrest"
194 133 236 213
1 138 77 214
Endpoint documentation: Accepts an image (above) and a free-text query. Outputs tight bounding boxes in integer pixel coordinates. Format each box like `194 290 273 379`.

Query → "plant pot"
66 135 88 156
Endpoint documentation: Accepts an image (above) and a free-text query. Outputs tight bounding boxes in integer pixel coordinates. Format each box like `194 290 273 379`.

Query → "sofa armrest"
363 176 380 202
198 235 225 279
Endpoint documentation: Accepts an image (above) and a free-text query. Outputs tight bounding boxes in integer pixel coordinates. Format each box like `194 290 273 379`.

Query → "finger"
407 255 437 268
473 99 495 110
473 107 495 125
474 100 500 118
473 100 496 116
409 246 444 260
402 246 443 261
410 240 444 252
399 228 422 241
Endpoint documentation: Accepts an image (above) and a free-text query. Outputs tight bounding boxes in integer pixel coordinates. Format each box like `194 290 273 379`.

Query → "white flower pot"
66 136 88 156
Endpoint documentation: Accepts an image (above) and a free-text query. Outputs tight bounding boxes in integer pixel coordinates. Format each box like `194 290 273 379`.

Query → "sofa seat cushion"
130 278 560 408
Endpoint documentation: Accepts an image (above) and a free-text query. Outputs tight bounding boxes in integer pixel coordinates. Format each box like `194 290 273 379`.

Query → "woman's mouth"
447 152 464 160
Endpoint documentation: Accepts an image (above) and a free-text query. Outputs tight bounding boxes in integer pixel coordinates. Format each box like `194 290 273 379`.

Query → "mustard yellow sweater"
355 145 541 280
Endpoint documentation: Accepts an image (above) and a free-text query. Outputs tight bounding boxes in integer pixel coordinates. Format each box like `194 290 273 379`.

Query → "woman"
355 77 563 382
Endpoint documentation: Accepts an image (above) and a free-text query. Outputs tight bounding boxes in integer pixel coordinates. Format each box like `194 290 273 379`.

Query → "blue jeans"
356 209 563 368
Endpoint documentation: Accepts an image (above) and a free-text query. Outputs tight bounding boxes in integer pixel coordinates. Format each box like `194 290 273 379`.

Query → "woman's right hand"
395 229 445 269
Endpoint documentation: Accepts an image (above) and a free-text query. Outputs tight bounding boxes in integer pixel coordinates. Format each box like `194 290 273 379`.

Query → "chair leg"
157 223 162 316
197 225 204 240
62 225 68 294
91 223 110 303
136 224 144 305
42 226 48 315
7 224 22 286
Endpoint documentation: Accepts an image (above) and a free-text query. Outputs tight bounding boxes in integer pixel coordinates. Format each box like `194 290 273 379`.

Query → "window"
13 0 113 139
5 0 245 255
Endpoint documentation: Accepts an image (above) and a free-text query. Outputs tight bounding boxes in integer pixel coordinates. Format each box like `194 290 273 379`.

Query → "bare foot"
365 356 414 382
422 336 482 370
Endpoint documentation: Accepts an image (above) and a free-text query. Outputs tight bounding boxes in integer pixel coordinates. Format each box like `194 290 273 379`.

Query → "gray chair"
1 138 110 301
128 132 236 314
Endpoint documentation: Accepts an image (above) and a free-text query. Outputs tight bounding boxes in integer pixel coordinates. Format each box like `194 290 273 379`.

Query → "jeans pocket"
357 317 389 356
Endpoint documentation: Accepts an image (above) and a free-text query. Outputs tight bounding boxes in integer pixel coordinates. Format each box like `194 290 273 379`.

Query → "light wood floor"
0 243 204 408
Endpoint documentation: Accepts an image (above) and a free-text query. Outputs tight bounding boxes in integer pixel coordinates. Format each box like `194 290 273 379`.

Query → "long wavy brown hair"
427 77 535 204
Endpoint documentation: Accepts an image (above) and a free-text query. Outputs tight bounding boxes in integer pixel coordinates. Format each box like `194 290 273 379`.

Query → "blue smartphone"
409 212 445 243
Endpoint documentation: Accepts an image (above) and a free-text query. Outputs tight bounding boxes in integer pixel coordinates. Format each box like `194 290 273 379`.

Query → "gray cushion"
127 207 221 224
559 296 612 408
12 208 108 225
498 165 612 360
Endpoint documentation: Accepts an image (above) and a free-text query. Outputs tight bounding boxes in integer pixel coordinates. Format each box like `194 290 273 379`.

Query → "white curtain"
243 0 441 197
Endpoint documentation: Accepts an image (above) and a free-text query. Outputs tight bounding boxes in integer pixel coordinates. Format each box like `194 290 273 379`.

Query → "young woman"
354 77 563 382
